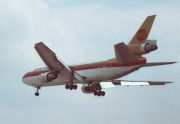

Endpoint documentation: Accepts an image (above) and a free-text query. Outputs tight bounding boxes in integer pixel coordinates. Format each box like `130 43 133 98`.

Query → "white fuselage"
22 65 142 88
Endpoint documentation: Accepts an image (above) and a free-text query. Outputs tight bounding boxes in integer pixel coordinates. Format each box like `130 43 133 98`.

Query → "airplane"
22 15 176 97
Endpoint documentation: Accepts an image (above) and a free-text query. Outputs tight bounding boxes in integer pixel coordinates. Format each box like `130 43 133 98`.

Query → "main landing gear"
65 84 77 90
93 90 105 97
35 87 40 96
65 71 78 90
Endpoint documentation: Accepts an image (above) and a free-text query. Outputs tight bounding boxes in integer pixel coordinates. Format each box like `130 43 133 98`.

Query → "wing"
97 80 172 89
143 62 177 67
114 42 139 65
111 80 172 86
35 42 71 72
34 42 72 83
34 42 85 83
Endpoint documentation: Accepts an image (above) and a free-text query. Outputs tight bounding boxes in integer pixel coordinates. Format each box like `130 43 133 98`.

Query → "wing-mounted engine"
81 82 111 96
81 85 93 94
38 72 58 83
81 83 103 94
127 40 158 55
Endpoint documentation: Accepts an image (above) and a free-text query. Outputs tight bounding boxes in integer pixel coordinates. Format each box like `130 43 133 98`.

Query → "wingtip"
35 42 43 45
165 81 174 84
149 15 156 17
169 62 178 64
146 15 156 19
34 42 44 47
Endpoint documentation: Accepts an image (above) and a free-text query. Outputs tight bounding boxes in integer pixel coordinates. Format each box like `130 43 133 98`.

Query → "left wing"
35 42 85 83
35 42 71 72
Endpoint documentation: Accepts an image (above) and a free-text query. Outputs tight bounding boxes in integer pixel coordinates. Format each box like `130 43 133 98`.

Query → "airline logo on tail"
136 29 148 41
129 15 156 44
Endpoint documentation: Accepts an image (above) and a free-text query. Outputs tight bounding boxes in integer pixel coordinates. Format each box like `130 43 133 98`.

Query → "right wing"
143 62 177 67
101 80 172 88
111 80 173 86
90 80 172 91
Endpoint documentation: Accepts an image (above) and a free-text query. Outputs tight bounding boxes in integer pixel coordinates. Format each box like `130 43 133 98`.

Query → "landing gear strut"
65 71 78 90
35 87 40 96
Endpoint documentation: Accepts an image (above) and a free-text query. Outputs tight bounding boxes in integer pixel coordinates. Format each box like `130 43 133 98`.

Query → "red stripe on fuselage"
22 70 49 79
72 60 146 71
22 60 146 78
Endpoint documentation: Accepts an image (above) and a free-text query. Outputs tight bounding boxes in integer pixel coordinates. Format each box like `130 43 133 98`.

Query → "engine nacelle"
127 40 158 55
141 43 158 53
81 83 102 94
81 86 92 94
38 72 58 83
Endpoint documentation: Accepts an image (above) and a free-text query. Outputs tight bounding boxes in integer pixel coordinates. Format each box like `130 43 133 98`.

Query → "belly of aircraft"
76 65 141 81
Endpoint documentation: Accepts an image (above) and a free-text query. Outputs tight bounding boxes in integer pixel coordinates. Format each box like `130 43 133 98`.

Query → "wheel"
35 92 39 96
101 91 105 96
65 84 69 89
73 85 77 89
98 91 101 96
94 91 97 96
69 84 73 90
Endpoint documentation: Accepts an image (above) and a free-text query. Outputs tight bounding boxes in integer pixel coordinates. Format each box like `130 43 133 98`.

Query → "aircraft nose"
22 73 28 84
22 74 25 83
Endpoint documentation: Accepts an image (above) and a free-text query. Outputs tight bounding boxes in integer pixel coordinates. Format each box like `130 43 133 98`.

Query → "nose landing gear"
35 87 40 96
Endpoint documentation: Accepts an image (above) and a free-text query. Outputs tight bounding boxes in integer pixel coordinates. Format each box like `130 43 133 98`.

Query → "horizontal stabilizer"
112 80 172 86
114 42 139 65
143 62 177 67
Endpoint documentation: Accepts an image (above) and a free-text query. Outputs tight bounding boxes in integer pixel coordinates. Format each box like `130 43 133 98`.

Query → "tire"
65 84 69 89
73 85 77 89
69 84 73 90
101 91 105 96
35 92 39 96
94 91 97 96
98 91 101 96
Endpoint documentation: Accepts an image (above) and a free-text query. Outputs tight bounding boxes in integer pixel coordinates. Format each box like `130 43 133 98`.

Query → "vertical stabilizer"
129 15 156 44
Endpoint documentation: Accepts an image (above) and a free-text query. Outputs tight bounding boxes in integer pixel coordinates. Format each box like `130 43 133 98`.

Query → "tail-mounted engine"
38 72 58 83
127 40 158 55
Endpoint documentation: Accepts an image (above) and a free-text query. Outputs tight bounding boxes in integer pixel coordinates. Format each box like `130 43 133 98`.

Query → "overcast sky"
0 0 180 124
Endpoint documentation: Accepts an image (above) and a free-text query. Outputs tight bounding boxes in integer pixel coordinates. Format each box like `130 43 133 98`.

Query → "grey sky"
0 0 180 124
